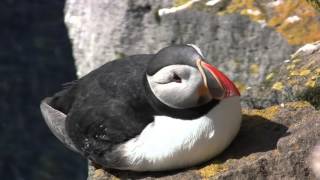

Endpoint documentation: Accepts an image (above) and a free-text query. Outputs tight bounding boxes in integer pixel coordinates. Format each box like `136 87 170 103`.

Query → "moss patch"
198 162 228 179
114 51 126 59
306 0 320 10
243 104 280 120
285 101 312 109
174 0 190 6
234 81 247 94
223 0 320 45
297 87 320 109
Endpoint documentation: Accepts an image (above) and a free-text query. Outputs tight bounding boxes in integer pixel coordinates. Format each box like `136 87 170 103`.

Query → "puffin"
40 44 241 171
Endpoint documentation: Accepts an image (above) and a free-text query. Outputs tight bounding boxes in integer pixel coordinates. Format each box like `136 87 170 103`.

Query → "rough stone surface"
242 41 320 109
63 0 320 179
87 101 319 180
65 0 296 88
83 41 320 180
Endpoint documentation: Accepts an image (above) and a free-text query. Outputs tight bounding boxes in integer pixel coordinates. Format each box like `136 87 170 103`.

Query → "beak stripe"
196 59 209 90
201 61 240 98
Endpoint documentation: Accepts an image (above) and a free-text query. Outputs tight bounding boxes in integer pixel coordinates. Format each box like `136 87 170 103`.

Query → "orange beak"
196 59 240 100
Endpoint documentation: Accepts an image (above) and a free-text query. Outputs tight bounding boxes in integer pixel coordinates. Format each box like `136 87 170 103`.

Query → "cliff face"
62 0 320 179
64 0 295 88
84 41 320 180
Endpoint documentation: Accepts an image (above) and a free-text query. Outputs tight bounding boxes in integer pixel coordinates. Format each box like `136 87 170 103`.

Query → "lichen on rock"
223 0 320 45
242 41 320 109
63 0 320 179
87 100 319 179
85 42 320 180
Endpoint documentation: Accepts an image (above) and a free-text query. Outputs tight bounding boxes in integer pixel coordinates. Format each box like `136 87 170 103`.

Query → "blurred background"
0 0 87 180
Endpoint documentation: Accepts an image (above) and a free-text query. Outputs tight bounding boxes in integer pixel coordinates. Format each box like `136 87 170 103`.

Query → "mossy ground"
241 42 320 109
223 0 320 45
195 101 313 179
174 0 320 45
198 162 228 179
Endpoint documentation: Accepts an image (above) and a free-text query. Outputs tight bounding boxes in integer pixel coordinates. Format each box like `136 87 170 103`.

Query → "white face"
147 65 212 109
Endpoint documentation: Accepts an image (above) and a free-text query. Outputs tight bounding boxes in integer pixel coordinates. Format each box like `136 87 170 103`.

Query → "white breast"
117 96 241 171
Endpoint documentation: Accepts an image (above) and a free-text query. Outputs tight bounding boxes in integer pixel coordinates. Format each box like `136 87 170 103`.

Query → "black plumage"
49 55 156 168
43 45 219 169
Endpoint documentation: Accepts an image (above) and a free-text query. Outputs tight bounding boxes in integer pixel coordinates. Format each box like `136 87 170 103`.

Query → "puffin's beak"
196 59 240 100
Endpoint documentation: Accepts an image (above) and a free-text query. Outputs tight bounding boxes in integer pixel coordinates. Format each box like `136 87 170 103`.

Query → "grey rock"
64 1 320 179
242 43 320 109
86 101 319 180
65 0 296 87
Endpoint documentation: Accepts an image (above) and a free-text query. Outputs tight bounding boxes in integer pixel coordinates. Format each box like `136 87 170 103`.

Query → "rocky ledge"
87 43 320 179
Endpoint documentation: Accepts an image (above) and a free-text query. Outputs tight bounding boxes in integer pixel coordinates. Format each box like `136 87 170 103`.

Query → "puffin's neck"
143 74 220 120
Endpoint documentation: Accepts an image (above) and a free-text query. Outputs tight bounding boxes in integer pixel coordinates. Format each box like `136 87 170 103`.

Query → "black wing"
66 99 152 168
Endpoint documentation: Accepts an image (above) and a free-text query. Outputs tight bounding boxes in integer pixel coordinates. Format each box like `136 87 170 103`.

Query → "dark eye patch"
172 73 182 83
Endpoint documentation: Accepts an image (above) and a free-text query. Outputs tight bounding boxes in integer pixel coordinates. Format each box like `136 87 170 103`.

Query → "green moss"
297 86 320 109
114 51 126 59
174 0 190 6
306 0 320 11
262 70 279 88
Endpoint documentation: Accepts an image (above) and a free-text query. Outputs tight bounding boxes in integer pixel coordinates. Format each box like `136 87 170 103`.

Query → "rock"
63 0 320 179
84 42 320 180
307 0 320 10
65 0 295 88
87 101 319 179
242 41 320 109
310 144 320 179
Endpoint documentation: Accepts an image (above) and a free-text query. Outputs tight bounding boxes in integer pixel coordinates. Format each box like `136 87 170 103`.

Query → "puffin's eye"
172 73 182 83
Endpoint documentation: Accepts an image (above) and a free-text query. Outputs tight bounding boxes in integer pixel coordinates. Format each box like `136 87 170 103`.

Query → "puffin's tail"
40 98 80 153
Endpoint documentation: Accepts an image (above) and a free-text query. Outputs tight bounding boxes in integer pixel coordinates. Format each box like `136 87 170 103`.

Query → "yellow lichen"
292 59 302 64
265 73 274 81
290 70 300 76
272 82 284 91
290 69 311 76
174 0 190 6
234 81 247 94
315 68 320 74
198 163 228 179
93 169 105 178
223 0 320 45
307 0 320 10
299 69 311 76
287 64 296 70
285 101 311 109
243 101 311 120
305 79 316 88
288 78 299 86
224 0 266 21
243 105 280 120
249 64 260 75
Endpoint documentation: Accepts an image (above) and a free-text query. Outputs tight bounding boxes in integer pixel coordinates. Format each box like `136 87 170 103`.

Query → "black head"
147 44 203 76
145 44 240 118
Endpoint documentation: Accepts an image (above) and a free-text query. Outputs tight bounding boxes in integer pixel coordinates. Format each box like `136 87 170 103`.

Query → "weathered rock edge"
86 43 320 180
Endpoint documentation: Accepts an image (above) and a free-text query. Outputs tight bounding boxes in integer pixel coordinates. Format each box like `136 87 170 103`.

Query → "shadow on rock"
213 114 288 161
298 86 320 110
96 114 288 179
